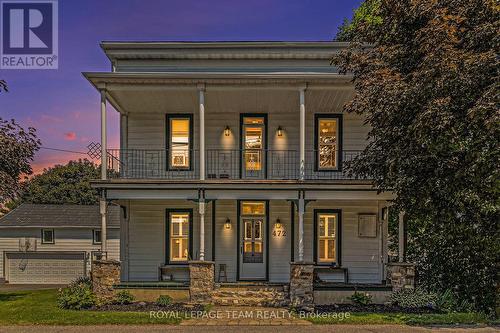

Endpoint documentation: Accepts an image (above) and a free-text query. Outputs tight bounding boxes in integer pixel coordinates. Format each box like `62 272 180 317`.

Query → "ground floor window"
93 229 102 244
314 210 341 265
41 229 54 244
166 209 192 263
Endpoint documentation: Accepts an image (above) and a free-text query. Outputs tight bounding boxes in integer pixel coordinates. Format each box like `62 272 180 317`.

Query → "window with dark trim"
314 114 343 171
166 114 193 171
313 209 342 266
166 209 193 264
93 229 102 244
41 229 55 244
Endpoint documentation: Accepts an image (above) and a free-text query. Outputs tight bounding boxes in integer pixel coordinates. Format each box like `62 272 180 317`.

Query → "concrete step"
210 285 290 307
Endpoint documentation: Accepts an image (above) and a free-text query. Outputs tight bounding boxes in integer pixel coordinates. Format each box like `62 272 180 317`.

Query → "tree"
20 159 101 205
0 118 41 205
334 0 499 312
336 0 382 42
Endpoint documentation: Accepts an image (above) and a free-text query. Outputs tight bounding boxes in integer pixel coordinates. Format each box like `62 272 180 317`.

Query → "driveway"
0 284 65 292
0 325 498 333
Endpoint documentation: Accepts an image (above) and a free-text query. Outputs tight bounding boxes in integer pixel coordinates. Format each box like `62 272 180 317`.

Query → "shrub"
390 287 437 308
156 295 173 307
348 291 372 305
114 290 135 305
435 289 473 313
57 277 96 310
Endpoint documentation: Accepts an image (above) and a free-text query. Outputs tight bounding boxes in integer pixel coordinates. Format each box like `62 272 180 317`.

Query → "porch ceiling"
83 72 354 114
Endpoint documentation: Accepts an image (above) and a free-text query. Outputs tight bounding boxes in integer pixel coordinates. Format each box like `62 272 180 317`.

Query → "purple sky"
0 0 361 174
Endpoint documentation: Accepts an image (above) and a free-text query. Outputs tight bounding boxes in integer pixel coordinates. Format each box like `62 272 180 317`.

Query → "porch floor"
114 281 189 289
314 282 392 291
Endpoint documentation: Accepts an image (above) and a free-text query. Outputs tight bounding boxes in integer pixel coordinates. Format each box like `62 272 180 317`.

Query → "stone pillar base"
289 262 314 311
386 262 415 291
189 260 215 303
91 260 121 302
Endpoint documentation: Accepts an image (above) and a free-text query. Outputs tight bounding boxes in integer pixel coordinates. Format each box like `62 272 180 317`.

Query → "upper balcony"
106 149 366 182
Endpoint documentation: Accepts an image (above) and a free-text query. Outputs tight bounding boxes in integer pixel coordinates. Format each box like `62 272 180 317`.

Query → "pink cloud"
64 132 77 141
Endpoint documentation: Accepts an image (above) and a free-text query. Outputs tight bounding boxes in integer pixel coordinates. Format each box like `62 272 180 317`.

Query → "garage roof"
0 204 120 228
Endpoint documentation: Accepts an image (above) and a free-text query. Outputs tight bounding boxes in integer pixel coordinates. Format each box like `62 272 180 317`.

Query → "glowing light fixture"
224 126 231 136
224 218 231 229
277 126 284 137
275 217 283 229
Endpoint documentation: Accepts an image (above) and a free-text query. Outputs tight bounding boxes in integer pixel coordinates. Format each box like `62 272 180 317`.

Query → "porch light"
224 218 232 229
224 126 231 137
277 126 284 137
275 218 283 229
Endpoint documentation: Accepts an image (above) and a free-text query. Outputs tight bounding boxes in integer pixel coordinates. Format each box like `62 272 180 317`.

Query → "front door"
239 201 266 280
241 116 266 179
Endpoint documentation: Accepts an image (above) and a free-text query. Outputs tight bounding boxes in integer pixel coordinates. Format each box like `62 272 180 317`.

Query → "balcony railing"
106 149 365 181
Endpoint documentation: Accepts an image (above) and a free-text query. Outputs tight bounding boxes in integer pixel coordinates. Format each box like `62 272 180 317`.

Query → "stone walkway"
179 306 311 326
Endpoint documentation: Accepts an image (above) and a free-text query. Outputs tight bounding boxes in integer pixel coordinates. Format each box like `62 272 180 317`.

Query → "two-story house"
85 42 408 305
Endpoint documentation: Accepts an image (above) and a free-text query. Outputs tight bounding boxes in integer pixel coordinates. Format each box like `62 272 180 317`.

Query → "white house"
84 41 410 304
0 204 120 284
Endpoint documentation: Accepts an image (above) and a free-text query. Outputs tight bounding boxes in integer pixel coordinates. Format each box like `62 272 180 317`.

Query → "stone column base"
189 260 215 303
386 262 415 292
91 260 121 303
289 262 314 311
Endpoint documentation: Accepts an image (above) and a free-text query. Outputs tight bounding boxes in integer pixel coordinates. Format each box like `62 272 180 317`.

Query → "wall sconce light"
224 218 231 229
277 126 284 137
275 217 283 229
224 126 231 137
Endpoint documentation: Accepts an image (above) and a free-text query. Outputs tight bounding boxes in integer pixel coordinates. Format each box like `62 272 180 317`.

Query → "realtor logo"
1 0 58 69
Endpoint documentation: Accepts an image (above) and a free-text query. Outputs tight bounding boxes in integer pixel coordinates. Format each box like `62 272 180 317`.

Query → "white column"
199 87 206 181
398 211 405 262
100 90 107 180
100 196 107 253
298 196 305 262
199 200 206 261
299 87 306 180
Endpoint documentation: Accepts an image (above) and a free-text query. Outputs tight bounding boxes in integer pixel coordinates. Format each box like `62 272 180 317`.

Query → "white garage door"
6 252 86 284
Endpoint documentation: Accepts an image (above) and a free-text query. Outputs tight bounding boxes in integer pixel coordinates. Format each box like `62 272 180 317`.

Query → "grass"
0 289 181 325
303 311 496 326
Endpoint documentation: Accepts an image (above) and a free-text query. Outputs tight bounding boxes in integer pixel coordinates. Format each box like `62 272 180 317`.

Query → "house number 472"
272 229 286 237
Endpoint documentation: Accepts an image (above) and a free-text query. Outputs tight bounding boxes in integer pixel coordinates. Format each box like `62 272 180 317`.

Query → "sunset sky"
0 0 361 174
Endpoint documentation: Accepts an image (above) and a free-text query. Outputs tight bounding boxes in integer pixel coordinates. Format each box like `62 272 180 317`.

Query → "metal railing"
206 149 299 180
106 149 366 181
107 149 199 179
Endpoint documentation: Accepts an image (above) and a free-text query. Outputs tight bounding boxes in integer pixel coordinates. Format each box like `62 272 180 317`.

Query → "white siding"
126 199 383 284
0 228 120 280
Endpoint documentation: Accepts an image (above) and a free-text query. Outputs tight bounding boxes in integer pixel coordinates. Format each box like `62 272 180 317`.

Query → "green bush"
435 289 473 313
348 291 372 305
390 287 438 308
114 290 135 305
57 277 96 310
156 295 173 307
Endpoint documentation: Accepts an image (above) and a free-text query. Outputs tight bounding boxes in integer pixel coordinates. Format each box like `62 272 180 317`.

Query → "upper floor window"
41 229 54 244
315 114 343 171
166 114 193 170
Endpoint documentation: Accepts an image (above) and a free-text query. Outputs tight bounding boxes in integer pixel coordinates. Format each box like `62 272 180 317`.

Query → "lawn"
0 289 181 325
302 311 496 326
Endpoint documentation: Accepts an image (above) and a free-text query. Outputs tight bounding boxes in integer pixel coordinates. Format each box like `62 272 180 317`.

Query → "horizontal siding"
126 199 383 284
0 228 119 280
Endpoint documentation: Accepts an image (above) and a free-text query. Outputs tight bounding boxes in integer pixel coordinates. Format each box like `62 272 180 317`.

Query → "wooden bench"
158 264 189 282
314 265 349 283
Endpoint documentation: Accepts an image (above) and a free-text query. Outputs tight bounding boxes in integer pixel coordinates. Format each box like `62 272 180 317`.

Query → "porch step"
210 284 289 307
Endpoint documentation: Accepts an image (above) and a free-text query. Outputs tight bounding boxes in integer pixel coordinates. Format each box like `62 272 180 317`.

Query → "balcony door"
241 115 267 179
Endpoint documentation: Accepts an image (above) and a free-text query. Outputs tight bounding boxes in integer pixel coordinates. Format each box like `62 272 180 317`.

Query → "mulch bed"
91 302 205 312
314 304 441 314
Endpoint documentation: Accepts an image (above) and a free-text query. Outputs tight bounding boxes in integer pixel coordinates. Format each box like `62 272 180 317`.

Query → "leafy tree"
20 159 100 205
334 0 499 313
336 0 382 42
0 118 41 205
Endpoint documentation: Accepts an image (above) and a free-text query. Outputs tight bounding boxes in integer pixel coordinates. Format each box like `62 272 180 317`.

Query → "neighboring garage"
0 204 120 284
5 252 86 284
